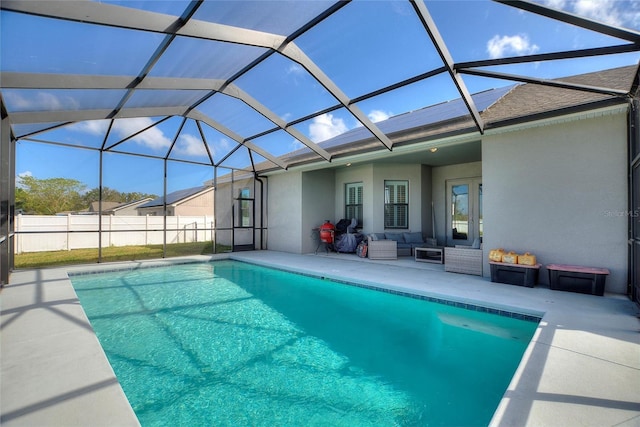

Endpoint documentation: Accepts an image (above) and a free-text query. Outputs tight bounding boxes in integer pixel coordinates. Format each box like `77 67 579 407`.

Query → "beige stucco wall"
267 171 304 253
483 111 628 293
113 205 142 216
175 190 214 216
302 169 336 253
137 206 174 216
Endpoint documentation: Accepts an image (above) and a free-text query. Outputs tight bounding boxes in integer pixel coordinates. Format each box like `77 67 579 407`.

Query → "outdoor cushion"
385 233 404 242
403 232 424 243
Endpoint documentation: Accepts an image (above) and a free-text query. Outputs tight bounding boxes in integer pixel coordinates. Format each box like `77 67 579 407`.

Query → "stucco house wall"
267 171 304 253
302 169 336 254
483 110 628 293
420 165 433 240
137 206 174 216
112 204 145 216
175 190 214 216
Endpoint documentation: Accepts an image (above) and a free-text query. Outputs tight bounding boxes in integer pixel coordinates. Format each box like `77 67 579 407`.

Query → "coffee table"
414 246 444 264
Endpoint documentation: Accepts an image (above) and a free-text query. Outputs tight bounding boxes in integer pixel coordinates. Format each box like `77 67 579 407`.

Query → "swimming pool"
70 260 539 426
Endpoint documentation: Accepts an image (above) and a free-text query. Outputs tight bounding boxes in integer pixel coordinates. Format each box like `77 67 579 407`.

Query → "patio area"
1 250 639 426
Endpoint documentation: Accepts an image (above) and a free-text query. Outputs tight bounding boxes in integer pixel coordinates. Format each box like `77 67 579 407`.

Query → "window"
384 180 408 228
345 182 363 227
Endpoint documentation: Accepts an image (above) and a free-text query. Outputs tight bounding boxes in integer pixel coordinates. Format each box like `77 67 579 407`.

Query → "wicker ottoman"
444 247 483 275
367 240 397 260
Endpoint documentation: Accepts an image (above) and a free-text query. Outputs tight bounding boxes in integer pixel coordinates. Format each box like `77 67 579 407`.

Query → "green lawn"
14 242 230 269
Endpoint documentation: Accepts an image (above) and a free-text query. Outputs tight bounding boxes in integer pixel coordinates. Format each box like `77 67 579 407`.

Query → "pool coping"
2 251 639 426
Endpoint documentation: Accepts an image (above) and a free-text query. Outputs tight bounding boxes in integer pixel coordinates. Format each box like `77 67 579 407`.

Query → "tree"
121 191 157 203
15 187 28 213
81 187 124 205
17 176 86 215
81 187 157 206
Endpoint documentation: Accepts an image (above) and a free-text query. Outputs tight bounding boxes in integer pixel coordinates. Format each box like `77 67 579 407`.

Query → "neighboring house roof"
110 198 154 212
267 64 638 172
86 198 153 213
137 186 212 209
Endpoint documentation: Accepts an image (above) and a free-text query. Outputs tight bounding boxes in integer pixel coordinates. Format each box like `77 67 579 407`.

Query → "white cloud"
5 91 70 110
287 63 304 75
18 171 33 178
308 113 348 142
487 34 540 59
539 0 567 9
69 120 110 135
537 0 640 28
111 118 171 150
207 138 232 159
217 138 231 153
368 110 392 123
573 0 622 26
289 138 305 151
175 134 208 157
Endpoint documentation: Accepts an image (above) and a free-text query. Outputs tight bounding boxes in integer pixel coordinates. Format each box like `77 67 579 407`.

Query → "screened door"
233 187 255 251
446 178 482 246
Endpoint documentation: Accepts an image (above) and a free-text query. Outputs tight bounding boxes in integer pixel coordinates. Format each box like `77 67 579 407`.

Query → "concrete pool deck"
1 250 639 426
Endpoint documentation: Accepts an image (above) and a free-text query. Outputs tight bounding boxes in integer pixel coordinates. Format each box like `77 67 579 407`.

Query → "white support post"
66 213 71 251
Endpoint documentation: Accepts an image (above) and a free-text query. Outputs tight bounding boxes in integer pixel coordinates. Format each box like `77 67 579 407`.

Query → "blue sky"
4 0 640 196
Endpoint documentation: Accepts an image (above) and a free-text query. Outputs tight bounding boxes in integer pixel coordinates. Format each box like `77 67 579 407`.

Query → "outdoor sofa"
367 232 428 259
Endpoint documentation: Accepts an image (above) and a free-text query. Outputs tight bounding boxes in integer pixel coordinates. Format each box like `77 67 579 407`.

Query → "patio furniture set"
365 234 609 295
366 233 482 274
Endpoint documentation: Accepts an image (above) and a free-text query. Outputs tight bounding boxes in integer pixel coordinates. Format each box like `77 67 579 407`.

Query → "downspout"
255 174 266 250
627 96 640 302
163 159 167 258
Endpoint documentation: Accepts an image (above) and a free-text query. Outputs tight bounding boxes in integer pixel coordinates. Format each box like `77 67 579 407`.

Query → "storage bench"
489 262 541 287
546 264 609 296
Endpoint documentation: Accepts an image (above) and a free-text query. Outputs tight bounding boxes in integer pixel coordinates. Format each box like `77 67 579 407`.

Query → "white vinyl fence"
15 214 216 253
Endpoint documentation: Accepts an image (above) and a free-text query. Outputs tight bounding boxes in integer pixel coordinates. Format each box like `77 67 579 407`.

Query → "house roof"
291 84 516 155
482 64 638 127
137 186 212 209
264 64 638 172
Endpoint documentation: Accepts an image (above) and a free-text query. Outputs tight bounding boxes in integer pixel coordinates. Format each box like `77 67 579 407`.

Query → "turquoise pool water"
70 260 538 427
